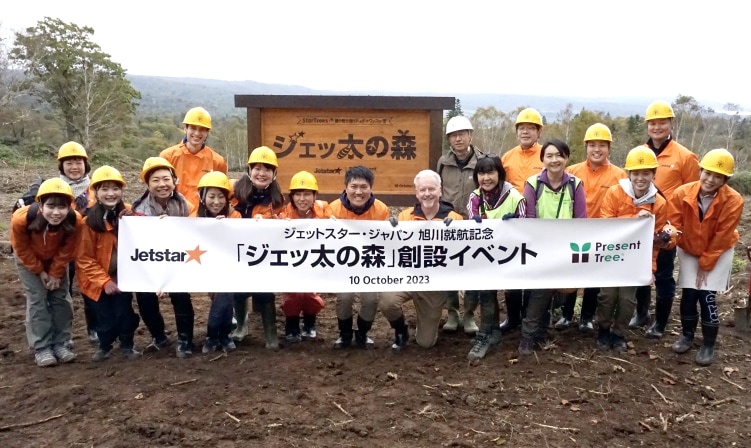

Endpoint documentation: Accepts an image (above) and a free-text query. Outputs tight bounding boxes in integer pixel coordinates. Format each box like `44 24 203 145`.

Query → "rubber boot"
334 318 353 348
463 291 479 335
355 316 374 348
672 317 698 354
596 326 611 351
443 291 460 332
260 301 279 350
629 286 651 328
499 290 522 334
231 295 249 342
695 323 719 366
390 316 409 351
646 296 673 339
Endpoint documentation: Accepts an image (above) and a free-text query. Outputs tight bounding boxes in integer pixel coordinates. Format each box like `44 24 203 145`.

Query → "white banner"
118 216 655 293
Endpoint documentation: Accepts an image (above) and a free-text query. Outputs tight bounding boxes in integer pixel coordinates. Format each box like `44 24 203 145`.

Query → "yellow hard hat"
645 101 675 121
91 166 126 189
57 141 88 160
247 146 279 168
141 157 175 182
197 171 231 192
289 171 319 191
36 178 74 202
182 107 212 129
699 148 734 177
515 108 543 128
624 146 658 171
583 123 613 143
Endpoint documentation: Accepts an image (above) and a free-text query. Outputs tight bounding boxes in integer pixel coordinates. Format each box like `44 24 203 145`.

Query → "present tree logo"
570 242 591 263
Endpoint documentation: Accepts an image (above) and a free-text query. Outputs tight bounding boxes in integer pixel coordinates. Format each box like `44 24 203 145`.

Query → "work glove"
443 217 453 227
472 215 482 223
389 216 398 227
502 213 518 220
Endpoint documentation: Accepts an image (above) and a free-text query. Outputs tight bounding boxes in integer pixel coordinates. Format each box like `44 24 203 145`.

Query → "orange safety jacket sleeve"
10 206 82 277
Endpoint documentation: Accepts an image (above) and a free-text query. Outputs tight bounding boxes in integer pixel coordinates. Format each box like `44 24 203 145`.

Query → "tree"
470 106 514 155
11 17 140 150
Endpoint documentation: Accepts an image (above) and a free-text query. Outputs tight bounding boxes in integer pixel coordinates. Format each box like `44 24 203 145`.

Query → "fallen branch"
532 422 579 433
170 378 197 386
333 401 353 419
719 377 745 391
651 384 670 404
656 368 677 382
0 386 12 390
563 352 587 362
638 421 652 431
659 413 669 431
209 353 225 362
604 356 643 369
225 411 241 423
705 397 739 407
0 414 64 432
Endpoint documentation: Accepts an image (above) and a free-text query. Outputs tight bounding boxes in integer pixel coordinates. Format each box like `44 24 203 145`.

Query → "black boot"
334 317 353 348
285 316 301 344
695 323 719 366
596 326 611 351
390 316 409 351
355 316 374 348
499 290 522 334
645 296 673 339
672 317 698 354
629 286 651 328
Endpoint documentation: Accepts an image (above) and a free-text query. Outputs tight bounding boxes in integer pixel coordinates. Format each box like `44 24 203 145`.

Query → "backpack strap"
26 202 39 226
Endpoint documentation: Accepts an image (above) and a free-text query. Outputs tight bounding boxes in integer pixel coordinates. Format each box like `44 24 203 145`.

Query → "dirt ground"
1 166 750 447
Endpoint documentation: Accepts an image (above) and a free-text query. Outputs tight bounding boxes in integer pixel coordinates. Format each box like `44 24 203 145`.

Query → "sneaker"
355 332 374 348
554 317 572 330
611 334 627 353
468 333 491 360
230 314 249 342
65 339 75 350
145 336 170 352
333 336 352 349
87 331 99 344
202 338 220 353
52 343 76 363
176 340 193 358
121 347 142 359
391 332 408 351
579 320 594 332
518 337 534 355
219 337 236 352
302 327 317 339
35 347 57 367
91 349 111 362
285 333 302 344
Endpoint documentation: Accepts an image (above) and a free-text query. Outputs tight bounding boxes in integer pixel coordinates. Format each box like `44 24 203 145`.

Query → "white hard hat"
445 116 473 135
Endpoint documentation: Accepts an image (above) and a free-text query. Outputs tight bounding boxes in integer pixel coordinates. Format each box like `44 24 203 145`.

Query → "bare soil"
1 166 750 447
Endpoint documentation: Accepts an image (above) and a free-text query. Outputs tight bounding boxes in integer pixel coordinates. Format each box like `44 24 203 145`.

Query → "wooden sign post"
235 95 455 206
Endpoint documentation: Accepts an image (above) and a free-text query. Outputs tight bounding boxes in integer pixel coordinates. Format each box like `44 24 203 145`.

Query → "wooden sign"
235 95 455 206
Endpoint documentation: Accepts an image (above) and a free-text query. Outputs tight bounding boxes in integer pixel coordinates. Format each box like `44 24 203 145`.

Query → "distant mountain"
126 75 729 119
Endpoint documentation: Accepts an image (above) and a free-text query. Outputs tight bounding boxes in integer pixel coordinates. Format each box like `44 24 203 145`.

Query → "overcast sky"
3 0 748 109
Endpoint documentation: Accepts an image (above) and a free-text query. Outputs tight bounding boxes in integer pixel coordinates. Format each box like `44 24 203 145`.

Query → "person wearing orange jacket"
279 171 331 343
668 149 743 366
634 101 700 338
11 179 83 367
76 166 141 362
499 108 545 335
597 147 668 352
226 146 285 348
380 170 463 350
330 165 390 349
560 124 628 332
190 171 242 354
160 107 228 210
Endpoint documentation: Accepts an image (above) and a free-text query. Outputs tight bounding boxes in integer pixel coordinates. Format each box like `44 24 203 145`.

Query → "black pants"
561 288 599 321
95 291 140 350
135 292 193 341
69 261 99 333
680 288 720 324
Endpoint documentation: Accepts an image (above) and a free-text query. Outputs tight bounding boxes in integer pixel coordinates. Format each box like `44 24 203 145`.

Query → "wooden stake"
0 414 64 432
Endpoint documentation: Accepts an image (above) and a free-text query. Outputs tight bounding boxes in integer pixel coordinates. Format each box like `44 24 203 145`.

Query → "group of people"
10 102 743 369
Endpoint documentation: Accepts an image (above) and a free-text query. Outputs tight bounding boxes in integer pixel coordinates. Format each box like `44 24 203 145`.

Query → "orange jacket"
567 160 627 217
281 200 333 220
189 208 242 218
600 184 668 272
10 205 83 278
668 181 743 272
502 143 544 193
75 205 132 300
644 140 699 199
329 198 390 220
159 143 227 209
397 202 464 222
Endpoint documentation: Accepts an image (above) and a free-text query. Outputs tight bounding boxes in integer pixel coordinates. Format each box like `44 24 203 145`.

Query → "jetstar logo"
130 245 207 264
